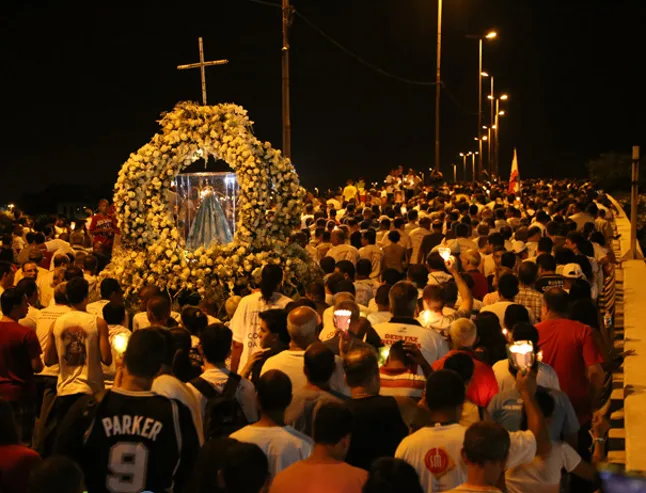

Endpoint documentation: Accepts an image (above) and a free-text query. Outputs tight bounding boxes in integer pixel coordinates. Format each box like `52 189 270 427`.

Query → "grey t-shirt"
487 386 580 441
285 387 345 437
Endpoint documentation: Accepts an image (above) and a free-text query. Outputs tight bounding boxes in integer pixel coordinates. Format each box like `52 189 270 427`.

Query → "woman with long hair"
229 264 292 373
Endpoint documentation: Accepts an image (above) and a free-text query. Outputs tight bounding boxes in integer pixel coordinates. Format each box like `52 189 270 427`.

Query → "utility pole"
489 76 494 173
477 38 483 175
434 0 443 173
281 0 293 158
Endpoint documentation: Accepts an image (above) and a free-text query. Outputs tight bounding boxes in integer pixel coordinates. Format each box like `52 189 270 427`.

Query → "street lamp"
460 152 467 181
471 152 478 181
433 0 443 173
494 95 508 177
467 30 497 175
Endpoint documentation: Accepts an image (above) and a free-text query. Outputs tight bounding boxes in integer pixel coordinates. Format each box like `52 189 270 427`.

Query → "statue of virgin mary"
186 187 233 249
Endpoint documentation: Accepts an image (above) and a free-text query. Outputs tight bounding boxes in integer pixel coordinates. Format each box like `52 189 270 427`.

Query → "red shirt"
536 318 605 424
89 213 116 248
0 444 41 493
467 270 489 301
0 321 42 402
432 349 499 407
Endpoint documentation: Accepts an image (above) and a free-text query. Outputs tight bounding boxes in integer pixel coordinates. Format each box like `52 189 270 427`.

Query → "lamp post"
467 31 496 175
489 76 494 171
493 94 508 177
483 125 492 171
434 0 443 173
461 152 468 181
471 152 478 181
281 0 294 158
453 163 457 182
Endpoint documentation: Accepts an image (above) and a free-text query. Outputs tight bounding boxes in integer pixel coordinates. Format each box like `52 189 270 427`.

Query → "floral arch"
107 101 318 304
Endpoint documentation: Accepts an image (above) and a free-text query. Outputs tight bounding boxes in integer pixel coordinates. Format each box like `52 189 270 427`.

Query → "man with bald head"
327 229 360 265
261 306 349 395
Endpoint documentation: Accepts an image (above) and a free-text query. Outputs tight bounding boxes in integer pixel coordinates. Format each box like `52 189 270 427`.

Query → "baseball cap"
562 263 585 280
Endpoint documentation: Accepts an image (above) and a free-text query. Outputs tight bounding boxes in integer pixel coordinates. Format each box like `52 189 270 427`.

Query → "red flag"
508 148 520 195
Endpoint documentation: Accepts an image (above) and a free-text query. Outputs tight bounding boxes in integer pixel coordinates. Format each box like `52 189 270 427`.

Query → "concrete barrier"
608 195 646 473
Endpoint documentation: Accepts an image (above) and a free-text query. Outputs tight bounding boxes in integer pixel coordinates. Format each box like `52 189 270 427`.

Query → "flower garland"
107 101 319 303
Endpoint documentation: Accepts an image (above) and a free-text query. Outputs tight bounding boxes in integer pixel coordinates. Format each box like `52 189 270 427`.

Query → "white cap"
562 263 585 280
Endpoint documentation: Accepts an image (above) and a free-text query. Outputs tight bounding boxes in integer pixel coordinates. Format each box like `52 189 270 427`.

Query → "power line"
441 83 478 115
249 0 437 86
294 10 439 87
248 0 480 115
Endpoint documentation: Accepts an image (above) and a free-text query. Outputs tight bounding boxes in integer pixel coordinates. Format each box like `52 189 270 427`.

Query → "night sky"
1 0 644 205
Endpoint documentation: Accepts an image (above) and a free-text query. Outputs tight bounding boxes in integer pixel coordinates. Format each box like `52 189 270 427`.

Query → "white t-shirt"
373 319 449 366
132 310 182 331
230 292 292 370
395 424 537 493
18 306 40 331
188 367 259 424
229 425 313 477
260 350 349 396
483 254 496 278
358 244 383 279
153 373 205 445
84 273 99 303
409 227 431 265
505 441 581 493
45 239 74 255
36 304 71 377
53 310 105 397
327 244 360 265
367 311 392 326
492 360 561 393
86 299 110 319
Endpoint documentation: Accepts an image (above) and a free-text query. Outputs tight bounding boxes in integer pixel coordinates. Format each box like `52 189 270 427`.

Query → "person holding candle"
419 254 474 336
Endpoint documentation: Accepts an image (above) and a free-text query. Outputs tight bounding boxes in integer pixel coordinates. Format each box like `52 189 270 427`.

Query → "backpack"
190 373 248 439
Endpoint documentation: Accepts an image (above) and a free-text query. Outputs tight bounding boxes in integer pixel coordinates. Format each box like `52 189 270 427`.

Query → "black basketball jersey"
57 388 199 493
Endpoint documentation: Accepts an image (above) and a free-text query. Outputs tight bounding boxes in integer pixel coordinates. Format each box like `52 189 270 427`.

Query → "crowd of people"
0 176 628 493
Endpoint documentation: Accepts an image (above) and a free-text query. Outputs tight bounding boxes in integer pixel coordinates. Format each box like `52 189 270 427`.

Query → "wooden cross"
177 37 229 106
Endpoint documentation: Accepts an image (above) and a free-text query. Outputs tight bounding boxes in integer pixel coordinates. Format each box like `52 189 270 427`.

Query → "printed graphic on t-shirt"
62 326 87 366
382 328 421 349
246 310 260 349
424 447 456 478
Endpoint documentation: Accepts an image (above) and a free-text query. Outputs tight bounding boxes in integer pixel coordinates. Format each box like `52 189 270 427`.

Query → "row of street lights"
431 8 512 181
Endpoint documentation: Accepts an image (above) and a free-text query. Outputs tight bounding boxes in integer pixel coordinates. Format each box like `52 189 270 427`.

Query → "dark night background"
1 0 644 210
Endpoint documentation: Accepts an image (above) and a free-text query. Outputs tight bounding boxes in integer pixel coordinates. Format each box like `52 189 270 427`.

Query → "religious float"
105 100 319 309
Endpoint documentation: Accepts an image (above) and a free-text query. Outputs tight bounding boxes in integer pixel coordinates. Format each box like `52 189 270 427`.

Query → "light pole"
434 0 443 173
281 0 294 158
468 31 496 175
453 163 457 182
471 152 478 181
483 125 491 171
489 76 494 171
460 152 468 181
493 94 508 177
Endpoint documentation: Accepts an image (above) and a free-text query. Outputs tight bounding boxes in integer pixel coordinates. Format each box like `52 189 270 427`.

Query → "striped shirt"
378 367 426 400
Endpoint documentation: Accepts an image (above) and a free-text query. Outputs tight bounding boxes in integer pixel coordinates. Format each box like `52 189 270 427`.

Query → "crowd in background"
0 173 628 493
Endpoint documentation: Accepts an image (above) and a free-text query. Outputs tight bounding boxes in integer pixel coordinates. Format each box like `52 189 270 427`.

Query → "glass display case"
172 172 239 249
